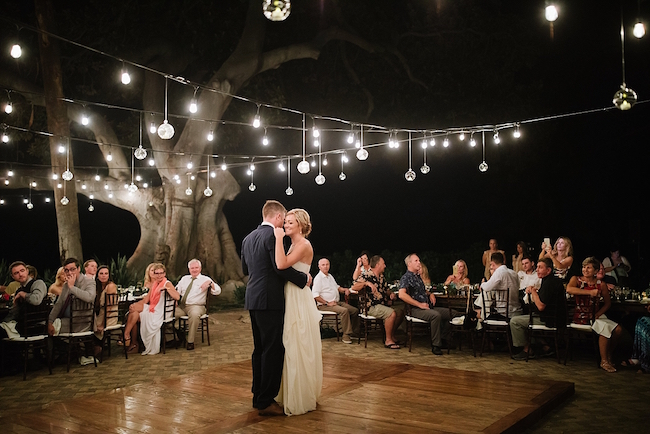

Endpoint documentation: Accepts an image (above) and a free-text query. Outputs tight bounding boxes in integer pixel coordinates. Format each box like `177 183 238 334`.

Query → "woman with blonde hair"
540 236 574 281
48 267 66 297
273 208 322 416
444 260 470 286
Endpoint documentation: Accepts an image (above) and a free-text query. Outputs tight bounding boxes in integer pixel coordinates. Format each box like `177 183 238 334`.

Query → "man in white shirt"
312 258 359 344
175 259 221 350
475 252 522 319
518 256 542 290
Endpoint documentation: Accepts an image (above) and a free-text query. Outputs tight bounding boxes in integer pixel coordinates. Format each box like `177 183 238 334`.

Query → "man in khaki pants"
175 259 220 350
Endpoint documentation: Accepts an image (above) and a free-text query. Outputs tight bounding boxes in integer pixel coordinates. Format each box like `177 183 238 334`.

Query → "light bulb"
190 175 195 180
52 173 59 180
81 183 87 190
297 160 310 174
57 183 62 188
134 145 147 160
246 169 252 176
58 145 65 154
81 114 89 126
148 158 155 166
135 175 142 182
430 138 436 147
262 135 269 146
633 22 646 39
470 137 477 147
104 183 109 190
356 148 368 160
121 70 131 85
157 120 175 139
189 98 198 114
8 170 14 177
88 204 94 212
443 137 449 148
1 132 8 143
149 122 157 134
94 174 101 181
278 162 285 171
4 179 8 185
285 187 294 196
207 131 214 141
185 188 193 196
4 102 12 114
204 187 213 197
108 193 114 198
355 140 361 148
106 152 113 162
459 132 465 141
173 174 180 180
62 170 73 181
252 114 261 128
347 133 354 144
23 198 29 204
250 163 255 171
61 196 69 205
45 197 50 203
315 174 326 185
339 171 346 181
10 44 22 59
221 163 227 171
0 199 4 205
310 159 316 168
89 194 94 200
27 202 33 210
187 161 193 170
493 131 501 144
342 154 348 163
421 140 428 149
322 157 328 166
545 5 558 22
142 183 148 188
513 127 521 139
312 127 320 138
313 138 320 147
31 181 37 187
210 171 216 178
263 0 291 21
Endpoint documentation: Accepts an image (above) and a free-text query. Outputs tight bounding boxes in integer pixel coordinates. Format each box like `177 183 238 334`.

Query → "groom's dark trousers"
242 223 308 410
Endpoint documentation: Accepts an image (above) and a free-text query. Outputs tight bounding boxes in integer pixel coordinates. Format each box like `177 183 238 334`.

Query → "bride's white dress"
276 261 323 416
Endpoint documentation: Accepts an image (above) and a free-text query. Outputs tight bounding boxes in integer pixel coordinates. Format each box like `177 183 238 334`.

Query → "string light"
469 132 477 147
52 173 58 180
278 161 285 171
493 130 501 144
479 131 488 173
297 114 310 174
207 128 214 142
633 21 646 38
356 125 368 160
1 130 8 143
106 150 113 161
157 77 175 139
149 112 157 134
262 128 269 146
421 134 430 174
221 157 227 171
347 125 354 144
120 62 131 85
513 123 521 139
421 134 428 149
134 113 147 159
10 43 21 59
339 153 347 181
285 157 293 195
148 156 155 166
252 105 261 128
8 169 14 177
81 182 87 190
58 144 65 154
81 108 89 126
62 143 73 181
248 166 256 191
545 4 558 22
128 151 138 193
189 87 198 114
405 132 416 181
442 134 450 148
459 132 465 141
185 174 193 196
94 173 101 181
187 158 193 170
4 94 12 114
45 197 50 203
204 158 213 197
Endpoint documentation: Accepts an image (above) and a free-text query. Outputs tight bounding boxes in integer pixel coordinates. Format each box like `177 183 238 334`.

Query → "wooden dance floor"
9 355 573 433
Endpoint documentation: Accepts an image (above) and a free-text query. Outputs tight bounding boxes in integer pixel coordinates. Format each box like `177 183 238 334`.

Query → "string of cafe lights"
1 3 648 209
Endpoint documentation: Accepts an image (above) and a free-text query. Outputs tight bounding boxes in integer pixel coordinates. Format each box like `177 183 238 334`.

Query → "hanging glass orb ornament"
26 202 33 210
157 120 175 139
612 85 637 111
297 159 310 174
263 0 291 21
285 187 294 196
405 169 416 182
249 183 256 192
315 174 326 185
356 148 368 160
203 187 213 197
339 171 346 181
185 187 193 196
134 145 147 160
128 183 138 193
61 196 69 205
62 170 73 181
479 161 489 172
420 164 430 174
88 204 94 212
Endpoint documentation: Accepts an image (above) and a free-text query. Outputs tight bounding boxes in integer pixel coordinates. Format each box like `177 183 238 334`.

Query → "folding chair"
160 291 178 354
404 303 431 352
179 291 212 346
357 291 385 348
479 287 513 357
99 292 128 361
565 295 599 365
444 292 476 356
58 297 97 372
318 303 341 341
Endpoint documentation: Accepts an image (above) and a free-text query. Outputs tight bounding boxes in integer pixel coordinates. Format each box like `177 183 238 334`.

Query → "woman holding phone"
539 236 574 281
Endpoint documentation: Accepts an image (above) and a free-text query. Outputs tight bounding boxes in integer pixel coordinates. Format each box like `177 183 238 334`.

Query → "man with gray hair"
175 259 221 350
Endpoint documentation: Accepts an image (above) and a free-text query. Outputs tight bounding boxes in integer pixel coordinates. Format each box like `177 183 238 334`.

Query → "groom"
241 200 310 416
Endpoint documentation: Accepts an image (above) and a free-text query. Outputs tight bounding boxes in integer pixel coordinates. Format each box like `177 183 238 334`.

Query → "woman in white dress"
122 263 179 355
273 208 323 416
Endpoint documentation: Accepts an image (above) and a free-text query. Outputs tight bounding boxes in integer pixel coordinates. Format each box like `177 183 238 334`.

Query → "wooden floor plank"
7 355 573 433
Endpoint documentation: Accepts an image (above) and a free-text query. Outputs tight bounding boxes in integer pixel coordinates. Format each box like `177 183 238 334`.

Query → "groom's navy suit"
242 222 308 410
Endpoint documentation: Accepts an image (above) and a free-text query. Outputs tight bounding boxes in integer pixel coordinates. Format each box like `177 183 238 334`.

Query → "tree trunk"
34 0 83 263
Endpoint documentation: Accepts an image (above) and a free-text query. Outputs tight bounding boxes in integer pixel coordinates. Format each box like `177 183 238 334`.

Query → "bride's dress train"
276 261 323 415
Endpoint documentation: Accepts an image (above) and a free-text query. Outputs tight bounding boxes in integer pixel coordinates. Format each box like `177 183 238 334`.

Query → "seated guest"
48 267 66 297
93 265 118 353
0 261 48 339
474 252 521 320
123 263 179 355
602 246 631 287
83 259 98 280
512 241 528 273
444 260 470 287
420 263 432 287
628 304 650 373
351 255 402 349
47 258 96 336
352 250 371 281
175 259 220 351
482 239 505 280
510 258 565 360
518 255 541 311
539 236 574 281
398 253 451 356
566 257 622 373
312 257 359 344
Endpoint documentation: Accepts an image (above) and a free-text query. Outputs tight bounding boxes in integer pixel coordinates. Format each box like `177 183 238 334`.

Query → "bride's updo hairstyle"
287 208 312 237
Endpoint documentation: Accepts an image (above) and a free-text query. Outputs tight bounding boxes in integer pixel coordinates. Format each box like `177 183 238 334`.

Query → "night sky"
1 1 648 285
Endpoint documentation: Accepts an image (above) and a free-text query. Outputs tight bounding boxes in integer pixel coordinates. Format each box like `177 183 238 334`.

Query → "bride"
273 208 323 416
